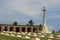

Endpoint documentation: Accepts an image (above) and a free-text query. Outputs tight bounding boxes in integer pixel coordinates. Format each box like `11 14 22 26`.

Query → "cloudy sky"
0 0 60 31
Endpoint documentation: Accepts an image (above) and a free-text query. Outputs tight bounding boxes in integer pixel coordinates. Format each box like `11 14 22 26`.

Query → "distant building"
0 24 41 33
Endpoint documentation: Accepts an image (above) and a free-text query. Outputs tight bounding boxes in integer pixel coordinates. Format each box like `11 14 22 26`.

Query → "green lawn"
0 34 30 40
0 33 60 40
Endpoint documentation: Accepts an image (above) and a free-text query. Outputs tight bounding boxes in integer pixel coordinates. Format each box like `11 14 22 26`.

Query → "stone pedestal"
42 25 49 33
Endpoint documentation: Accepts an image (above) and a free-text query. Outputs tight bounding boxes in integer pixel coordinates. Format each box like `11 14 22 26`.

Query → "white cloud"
0 0 60 18
8 0 60 17
42 0 60 8
0 0 60 24
7 0 41 17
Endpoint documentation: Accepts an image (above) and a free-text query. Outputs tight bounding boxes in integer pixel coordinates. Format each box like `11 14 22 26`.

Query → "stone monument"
42 6 49 33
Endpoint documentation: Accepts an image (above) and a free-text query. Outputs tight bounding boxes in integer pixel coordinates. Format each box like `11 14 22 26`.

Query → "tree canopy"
13 21 18 26
39 24 43 31
28 20 34 26
52 30 55 33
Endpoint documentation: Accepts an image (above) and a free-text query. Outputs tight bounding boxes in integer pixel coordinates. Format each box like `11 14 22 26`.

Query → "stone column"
37 27 39 33
31 26 33 33
7 26 10 32
42 7 47 26
1 26 3 32
20 26 22 32
14 26 16 32
25 26 27 32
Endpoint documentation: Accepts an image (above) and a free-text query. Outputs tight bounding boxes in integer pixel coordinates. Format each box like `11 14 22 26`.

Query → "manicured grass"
0 33 60 40
0 34 30 40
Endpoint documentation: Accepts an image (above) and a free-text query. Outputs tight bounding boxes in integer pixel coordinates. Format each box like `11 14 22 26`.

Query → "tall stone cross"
42 6 49 33
42 6 47 26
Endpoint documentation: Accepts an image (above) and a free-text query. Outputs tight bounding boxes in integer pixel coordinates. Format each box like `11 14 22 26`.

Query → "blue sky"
0 0 60 31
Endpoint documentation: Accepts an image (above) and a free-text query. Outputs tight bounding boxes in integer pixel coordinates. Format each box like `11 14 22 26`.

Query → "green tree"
26 24 29 26
39 24 43 31
59 29 60 33
52 30 55 33
28 20 34 26
13 21 18 25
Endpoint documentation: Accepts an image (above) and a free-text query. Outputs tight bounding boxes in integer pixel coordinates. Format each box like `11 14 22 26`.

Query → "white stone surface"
41 35 44 37
25 36 30 39
13 32 16 34
49 34 54 38
35 38 40 40
1 32 4 34
42 26 49 33
17 33 21 34
38 33 41 35
5 33 9 35
9 32 13 33
44 34 47 36
28 32 31 34
6 31 9 33
31 37 40 40
50 36 53 38
17 35 21 37
48 36 53 38
33 33 37 36
3 31 6 32
11 34 15 36
27 33 31 36
21 32 23 34
50 34 53 36
22 33 25 35
57 35 60 37
48 39 51 40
